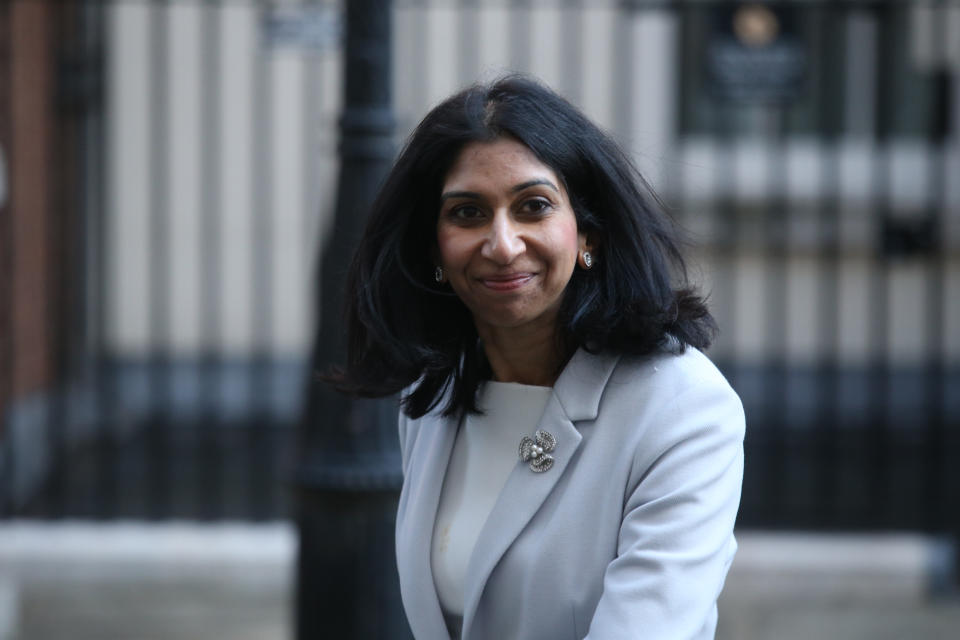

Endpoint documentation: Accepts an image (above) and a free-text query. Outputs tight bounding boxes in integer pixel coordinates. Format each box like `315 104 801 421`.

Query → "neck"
477 320 569 387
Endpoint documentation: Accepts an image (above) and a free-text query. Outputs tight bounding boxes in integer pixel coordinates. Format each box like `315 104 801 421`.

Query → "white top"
431 381 553 635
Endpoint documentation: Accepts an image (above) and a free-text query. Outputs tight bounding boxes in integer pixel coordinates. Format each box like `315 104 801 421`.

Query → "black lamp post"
296 1 409 637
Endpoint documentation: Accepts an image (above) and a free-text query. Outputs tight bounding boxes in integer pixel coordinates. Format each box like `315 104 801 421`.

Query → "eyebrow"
439 190 482 202
512 179 559 194
439 179 560 202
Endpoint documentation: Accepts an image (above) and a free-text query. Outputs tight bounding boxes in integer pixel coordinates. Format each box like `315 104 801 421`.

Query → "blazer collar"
552 347 620 422
461 349 620 638
397 349 620 640
396 409 461 640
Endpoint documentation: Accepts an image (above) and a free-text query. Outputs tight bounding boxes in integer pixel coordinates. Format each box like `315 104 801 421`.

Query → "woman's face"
436 137 588 338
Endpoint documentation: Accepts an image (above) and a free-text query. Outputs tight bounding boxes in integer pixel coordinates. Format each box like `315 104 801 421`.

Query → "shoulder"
557 346 739 425
592 347 744 463
610 346 733 398
603 347 740 417
578 351 744 639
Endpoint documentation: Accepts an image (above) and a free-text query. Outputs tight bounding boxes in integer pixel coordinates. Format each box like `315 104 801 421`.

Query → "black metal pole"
296 1 410 638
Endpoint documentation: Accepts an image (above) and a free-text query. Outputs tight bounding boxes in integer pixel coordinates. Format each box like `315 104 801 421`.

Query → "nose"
481 212 524 264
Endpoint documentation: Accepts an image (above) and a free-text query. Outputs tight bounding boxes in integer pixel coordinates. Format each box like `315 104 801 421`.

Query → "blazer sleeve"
584 377 745 639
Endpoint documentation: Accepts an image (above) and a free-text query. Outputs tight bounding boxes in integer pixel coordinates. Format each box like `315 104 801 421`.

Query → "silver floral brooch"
519 429 557 473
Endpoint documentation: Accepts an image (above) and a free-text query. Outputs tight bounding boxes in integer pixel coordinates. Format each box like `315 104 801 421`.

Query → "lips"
479 272 535 291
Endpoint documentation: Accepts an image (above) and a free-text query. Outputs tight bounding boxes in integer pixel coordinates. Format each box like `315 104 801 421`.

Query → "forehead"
443 138 559 189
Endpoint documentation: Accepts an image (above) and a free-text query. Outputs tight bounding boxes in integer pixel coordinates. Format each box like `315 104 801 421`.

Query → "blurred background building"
1 0 958 638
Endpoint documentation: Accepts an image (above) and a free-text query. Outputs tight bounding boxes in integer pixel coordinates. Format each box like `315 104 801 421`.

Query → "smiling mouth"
480 273 534 291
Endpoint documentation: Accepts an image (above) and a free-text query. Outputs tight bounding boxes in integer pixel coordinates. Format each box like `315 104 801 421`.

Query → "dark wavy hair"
333 75 716 418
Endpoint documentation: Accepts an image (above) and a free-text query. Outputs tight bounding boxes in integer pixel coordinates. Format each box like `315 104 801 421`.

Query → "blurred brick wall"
0 3 11 434
0 0 56 433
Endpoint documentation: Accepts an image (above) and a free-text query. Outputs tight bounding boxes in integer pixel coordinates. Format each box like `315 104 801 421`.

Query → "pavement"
0 523 292 640
0 523 958 640
716 532 960 640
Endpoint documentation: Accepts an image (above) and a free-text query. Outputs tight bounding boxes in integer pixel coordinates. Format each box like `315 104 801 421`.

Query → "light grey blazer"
396 347 745 640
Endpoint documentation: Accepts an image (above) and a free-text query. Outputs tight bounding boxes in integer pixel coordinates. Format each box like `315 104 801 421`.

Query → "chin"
474 306 555 332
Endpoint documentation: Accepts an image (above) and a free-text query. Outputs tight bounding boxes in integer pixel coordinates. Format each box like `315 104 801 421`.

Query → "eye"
447 204 485 222
519 198 553 216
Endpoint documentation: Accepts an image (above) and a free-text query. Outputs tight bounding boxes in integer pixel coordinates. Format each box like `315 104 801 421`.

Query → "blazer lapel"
460 350 620 636
396 411 461 640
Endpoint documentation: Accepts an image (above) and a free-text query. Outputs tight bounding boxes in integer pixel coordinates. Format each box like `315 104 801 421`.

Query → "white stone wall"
102 1 959 367
106 1 336 358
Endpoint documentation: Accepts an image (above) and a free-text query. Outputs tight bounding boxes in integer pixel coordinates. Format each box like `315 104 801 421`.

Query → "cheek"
552 218 581 261
436 226 472 267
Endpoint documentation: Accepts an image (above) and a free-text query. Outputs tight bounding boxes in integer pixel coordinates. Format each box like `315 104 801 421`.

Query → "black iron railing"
0 1 957 543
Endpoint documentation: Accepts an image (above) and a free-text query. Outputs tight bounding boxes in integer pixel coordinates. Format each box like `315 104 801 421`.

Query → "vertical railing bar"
250 3 274 520
702 1 747 515
869 0 893 529
92 0 118 521
294 16 323 521
939 2 960 544
147 0 171 520
953 39 960 544
761 106 789 526
76 0 94 517
718 138 746 506
814 2 844 527
71 0 98 518
199 0 223 521
89 0 112 520
923 1 948 533
45 2 70 519
58 1 92 518
80 0 102 415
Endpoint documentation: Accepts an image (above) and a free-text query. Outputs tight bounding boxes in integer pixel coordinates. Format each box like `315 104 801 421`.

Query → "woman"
335 76 744 640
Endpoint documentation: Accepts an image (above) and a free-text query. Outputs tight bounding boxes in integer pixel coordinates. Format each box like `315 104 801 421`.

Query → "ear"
577 232 598 270
430 246 447 283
